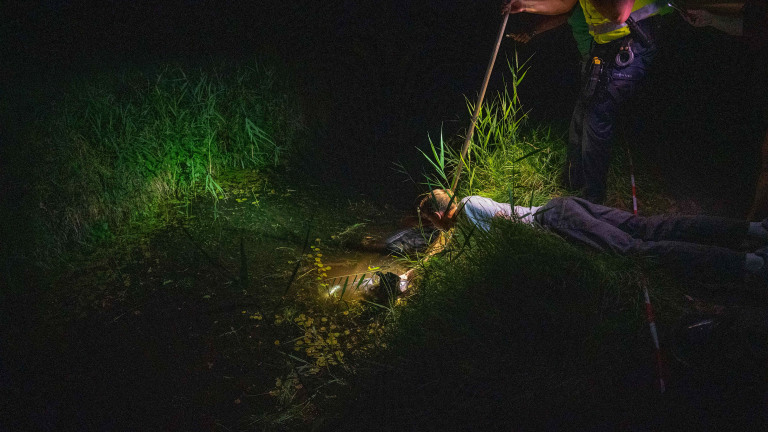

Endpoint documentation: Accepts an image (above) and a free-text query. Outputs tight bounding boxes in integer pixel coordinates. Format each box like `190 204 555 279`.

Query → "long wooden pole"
450 13 510 191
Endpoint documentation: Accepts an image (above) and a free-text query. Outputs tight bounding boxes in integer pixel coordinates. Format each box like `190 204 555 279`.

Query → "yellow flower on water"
274 340 280 346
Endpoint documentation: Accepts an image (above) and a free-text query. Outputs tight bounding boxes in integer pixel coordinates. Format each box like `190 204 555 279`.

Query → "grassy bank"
332 219 677 430
320 60 767 430
4 60 305 277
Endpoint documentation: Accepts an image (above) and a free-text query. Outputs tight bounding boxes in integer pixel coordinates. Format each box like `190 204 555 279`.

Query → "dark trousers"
567 17 662 203
536 197 749 279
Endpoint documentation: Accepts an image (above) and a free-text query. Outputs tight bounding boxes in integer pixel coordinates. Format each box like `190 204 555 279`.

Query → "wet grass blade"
339 275 350 298
514 147 544 163
284 221 312 296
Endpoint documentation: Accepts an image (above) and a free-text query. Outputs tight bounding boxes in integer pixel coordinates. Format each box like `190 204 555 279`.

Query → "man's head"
418 189 460 230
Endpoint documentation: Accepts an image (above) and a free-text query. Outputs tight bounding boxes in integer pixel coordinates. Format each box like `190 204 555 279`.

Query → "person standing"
502 0 674 203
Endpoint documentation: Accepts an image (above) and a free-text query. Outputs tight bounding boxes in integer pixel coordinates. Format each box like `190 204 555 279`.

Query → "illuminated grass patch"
23 61 305 264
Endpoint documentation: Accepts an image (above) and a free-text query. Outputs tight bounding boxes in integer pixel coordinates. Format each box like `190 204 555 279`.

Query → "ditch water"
320 251 406 301
0 180 421 430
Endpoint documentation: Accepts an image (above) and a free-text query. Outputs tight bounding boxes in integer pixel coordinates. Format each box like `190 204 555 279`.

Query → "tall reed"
421 57 567 207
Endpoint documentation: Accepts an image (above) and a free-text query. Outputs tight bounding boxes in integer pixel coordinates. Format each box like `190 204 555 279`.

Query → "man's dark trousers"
567 17 663 203
536 197 749 279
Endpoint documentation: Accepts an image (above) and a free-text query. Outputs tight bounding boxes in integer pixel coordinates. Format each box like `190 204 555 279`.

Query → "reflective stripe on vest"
588 1 664 35
580 0 667 44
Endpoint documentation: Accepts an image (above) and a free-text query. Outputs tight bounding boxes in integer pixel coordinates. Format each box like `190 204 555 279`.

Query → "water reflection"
319 250 406 301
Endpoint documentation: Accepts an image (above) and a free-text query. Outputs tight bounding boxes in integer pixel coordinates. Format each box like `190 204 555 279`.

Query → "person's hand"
399 269 416 292
684 9 714 27
400 268 416 282
501 0 525 15
506 32 533 43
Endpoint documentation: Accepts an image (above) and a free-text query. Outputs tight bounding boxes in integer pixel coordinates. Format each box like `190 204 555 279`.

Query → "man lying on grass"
407 189 768 287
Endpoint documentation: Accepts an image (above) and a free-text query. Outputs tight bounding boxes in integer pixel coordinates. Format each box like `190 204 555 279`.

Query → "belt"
588 1 665 35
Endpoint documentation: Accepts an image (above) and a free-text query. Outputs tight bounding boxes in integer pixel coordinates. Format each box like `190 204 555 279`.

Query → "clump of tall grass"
422 57 568 208
24 61 305 263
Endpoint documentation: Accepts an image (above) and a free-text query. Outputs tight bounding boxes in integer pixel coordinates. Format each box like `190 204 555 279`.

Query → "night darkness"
2 1 767 431
3 1 760 203
3 1 576 199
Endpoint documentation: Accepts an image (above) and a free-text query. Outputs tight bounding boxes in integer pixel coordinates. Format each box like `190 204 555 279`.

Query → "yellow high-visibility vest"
580 0 671 44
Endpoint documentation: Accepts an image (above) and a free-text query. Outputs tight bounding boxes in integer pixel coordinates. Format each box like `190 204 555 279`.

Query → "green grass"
329 217 691 429
419 60 569 208
17 61 305 267
321 57 696 430
419 56 648 212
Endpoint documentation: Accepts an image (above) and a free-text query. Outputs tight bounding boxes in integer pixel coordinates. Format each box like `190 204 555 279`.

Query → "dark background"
1 1 764 430
2 0 759 212
2 1 581 205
